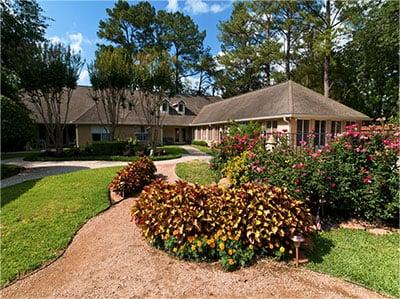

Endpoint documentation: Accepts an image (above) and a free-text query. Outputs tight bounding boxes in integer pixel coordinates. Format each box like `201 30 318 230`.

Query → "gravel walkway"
1 145 210 188
1 146 385 298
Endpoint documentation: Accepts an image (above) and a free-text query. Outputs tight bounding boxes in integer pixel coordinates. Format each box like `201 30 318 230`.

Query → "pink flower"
299 140 307 146
363 175 372 184
293 178 301 185
330 183 336 189
292 163 305 169
294 189 301 193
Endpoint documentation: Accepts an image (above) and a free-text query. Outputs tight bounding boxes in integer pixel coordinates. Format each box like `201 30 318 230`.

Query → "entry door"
182 128 186 143
175 128 180 143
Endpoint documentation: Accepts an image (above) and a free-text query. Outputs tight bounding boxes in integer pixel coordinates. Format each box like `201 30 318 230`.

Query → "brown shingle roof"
191 81 370 125
24 86 222 126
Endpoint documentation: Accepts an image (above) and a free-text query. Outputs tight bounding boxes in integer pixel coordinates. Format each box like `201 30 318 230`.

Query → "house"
25 80 370 148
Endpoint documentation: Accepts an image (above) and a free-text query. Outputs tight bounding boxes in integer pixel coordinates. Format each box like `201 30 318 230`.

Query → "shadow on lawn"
305 233 335 264
1 179 40 207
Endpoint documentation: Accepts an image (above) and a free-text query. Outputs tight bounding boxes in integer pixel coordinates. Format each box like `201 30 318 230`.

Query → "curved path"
1 147 384 298
1 145 209 188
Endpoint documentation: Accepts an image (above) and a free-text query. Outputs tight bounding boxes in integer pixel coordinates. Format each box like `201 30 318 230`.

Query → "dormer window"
177 101 185 115
161 100 169 113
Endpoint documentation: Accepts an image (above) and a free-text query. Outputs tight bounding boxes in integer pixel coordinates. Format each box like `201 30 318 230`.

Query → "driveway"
1 145 210 188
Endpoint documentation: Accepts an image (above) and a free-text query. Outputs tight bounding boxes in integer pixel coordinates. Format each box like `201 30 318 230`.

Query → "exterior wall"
76 125 92 148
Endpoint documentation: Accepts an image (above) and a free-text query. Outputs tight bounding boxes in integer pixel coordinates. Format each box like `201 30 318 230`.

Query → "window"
296 120 309 145
346 121 356 127
161 101 169 113
331 121 342 136
91 126 111 142
265 120 278 133
315 120 326 147
178 101 185 114
135 126 148 141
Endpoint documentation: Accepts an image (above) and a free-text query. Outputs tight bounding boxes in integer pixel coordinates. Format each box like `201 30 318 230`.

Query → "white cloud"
184 0 227 15
78 69 90 86
210 4 224 13
49 36 62 44
68 32 83 54
48 32 89 54
166 0 179 12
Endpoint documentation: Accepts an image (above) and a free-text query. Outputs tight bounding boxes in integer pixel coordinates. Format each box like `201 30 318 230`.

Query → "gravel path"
1 145 210 188
1 146 385 298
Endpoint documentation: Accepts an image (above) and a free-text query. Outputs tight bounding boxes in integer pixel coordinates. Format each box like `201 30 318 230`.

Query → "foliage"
1 166 121 287
20 42 84 151
1 164 23 180
175 161 219 185
132 180 312 271
223 126 400 223
211 122 262 171
85 140 139 156
1 0 48 98
109 157 157 198
1 96 35 152
191 140 208 147
306 229 399 297
97 0 208 94
88 47 132 140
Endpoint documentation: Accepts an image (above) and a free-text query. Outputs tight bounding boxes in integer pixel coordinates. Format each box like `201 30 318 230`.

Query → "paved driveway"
1 145 210 188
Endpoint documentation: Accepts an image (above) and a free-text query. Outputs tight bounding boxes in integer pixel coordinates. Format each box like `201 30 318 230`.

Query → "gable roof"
191 81 370 125
24 86 222 126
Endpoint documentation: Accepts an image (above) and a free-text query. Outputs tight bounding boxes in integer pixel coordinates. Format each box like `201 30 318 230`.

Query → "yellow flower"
173 247 178 253
197 240 202 247
219 242 225 251
221 235 227 242
228 258 235 265
279 246 285 253
191 245 196 251
228 249 235 255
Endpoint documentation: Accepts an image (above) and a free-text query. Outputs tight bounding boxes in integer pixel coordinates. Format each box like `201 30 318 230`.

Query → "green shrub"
86 140 128 155
132 180 312 270
109 157 157 197
191 140 208 147
235 127 400 223
222 151 252 186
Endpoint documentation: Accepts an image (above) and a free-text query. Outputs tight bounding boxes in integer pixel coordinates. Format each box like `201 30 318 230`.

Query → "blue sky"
39 0 233 86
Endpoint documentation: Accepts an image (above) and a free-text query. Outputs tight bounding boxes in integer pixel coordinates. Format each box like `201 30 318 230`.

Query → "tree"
97 0 158 53
88 47 133 140
158 11 206 94
1 0 48 99
20 42 84 152
193 47 218 95
131 48 175 151
1 96 35 152
330 0 399 118
303 0 362 97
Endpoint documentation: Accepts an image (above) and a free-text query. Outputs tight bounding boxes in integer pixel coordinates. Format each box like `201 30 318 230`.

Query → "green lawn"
191 145 214 155
1 151 40 160
305 228 399 297
23 146 187 162
1 164 23 179
175 160 219 185
0 166 122 287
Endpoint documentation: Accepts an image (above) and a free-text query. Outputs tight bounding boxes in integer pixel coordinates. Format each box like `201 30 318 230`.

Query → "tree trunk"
265 63 271 86
324 0 331 98
285 29 291 80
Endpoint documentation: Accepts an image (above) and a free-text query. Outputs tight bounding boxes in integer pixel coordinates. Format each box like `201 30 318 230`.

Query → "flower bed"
109 157 157 198
218 125 400 223
132 179 312 270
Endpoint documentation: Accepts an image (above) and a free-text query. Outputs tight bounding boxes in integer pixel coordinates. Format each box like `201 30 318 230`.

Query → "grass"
191 144 214 155
23 146 187 162
1 164 23 179
305 228 399 297
0 166 122 287
175 160 219 185
2 151 40 160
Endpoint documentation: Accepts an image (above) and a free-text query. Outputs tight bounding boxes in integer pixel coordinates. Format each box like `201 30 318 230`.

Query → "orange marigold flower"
188 236 195 243
228 258 235 265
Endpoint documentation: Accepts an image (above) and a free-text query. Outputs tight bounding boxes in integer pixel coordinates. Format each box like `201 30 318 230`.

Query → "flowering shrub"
132 179 312 270
237 126 400 223
109 157 157 198
221 151 252 186
211 122 263 171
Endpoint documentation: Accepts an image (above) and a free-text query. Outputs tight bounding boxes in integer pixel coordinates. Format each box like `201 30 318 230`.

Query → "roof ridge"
288 80 294 114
